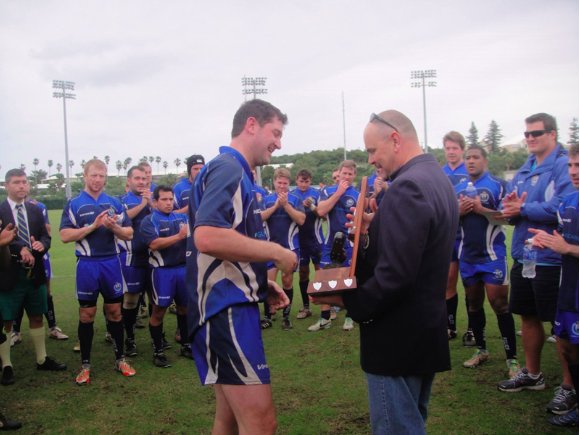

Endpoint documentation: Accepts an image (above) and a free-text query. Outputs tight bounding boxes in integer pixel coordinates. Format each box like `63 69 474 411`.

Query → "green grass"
1 212 575 434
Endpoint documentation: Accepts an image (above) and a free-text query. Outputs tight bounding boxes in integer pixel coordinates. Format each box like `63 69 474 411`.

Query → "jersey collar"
219 146 253 185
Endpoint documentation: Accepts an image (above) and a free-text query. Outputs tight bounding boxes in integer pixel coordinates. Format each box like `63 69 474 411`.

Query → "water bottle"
466 182 477 199
522 239 537 278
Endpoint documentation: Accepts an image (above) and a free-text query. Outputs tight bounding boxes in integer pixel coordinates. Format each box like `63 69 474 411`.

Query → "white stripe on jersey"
315 219 324 245
232 175 244 230
288 222 299 250
204 321 218 385
76 239 91 256
150 250 164 267
227 307 260 385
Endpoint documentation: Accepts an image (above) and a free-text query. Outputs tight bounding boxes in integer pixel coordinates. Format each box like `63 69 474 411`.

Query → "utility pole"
241 76 268 185
53 80 76 200
411 70 437 153
342 92 347 161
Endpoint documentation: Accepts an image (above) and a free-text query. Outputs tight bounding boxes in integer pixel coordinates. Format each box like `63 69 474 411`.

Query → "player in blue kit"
310 160 360 332
173 155 205 215
292 168 324 320
367 170 388 207
60 159 136 385
442 131 473 344
117 166 153 357
141 185 191 367
456 146 519 376
260 168 305 331
530 143 579 426
187 99 296 435
139 162 156 193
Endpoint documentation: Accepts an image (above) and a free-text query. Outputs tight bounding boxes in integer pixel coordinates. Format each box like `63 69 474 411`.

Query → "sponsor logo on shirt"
531 175 539 186
79 212 95 217
256 364 269 370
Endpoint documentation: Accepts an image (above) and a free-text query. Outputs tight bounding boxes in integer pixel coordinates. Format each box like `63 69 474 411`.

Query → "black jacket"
344 154 459 376
0 200 51 291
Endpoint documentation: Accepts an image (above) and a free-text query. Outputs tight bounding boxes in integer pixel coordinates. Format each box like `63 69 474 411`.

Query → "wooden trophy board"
307 177 368 296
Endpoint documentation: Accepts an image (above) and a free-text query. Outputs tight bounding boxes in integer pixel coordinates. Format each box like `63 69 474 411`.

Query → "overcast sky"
0 0 578 181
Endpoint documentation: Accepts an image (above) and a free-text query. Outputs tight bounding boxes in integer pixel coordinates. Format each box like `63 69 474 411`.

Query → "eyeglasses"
369 113 399 132
524 130 550 138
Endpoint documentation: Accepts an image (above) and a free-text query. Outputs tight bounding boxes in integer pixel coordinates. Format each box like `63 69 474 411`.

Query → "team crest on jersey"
493 269 503 280
479 192 489 202
459 177 467 183
114 282 122 292
346 198 355 207
531 175 539 186
179 222 185 229
572 322 579 337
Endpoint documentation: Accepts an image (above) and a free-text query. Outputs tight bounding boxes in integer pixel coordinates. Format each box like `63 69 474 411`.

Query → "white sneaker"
48 326 69 340
308 318 331 332
547 334 557 343
330 308 338 320
10 332 21 347
517 330 522 336
342 317 354 331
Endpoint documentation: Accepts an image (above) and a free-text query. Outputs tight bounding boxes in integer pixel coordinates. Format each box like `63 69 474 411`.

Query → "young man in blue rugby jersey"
173 155 205 215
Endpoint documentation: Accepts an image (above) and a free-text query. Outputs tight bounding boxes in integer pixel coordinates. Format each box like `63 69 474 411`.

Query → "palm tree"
174 158 181 173
20 164 26 171
69 160 74 173
48 160 53 176
163 161 168 174
80 159 86 169
116 160 123 176
33 158 39 171
149 156 154 165
123 157 133 174
56 163 62 173
93 156 98 160
139 156 148 164
104 155 110 169
155 156 161 173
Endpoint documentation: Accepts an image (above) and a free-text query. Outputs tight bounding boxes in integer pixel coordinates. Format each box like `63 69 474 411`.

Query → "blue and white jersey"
320 184 359 247
262 191 304 251
456 172 507 264
255 184 267 208
292 187 324 247
442 161 468 187
506 143 574 264
30 200 50 225
557 190 579 312
150 182 157 193
60 190 130 257
367 172 386 205
173 177 192 210
187 146 268 336
141 209 187 268
118 191 152 267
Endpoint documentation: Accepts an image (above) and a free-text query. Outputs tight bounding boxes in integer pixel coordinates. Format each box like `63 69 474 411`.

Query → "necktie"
15 204 31 249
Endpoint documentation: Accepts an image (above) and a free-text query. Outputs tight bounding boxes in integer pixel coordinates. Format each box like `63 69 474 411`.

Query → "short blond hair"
339 160 357 172
84 159 107 174
274 168 291 180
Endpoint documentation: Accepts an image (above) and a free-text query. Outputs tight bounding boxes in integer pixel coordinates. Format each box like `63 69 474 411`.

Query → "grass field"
1 210 575 434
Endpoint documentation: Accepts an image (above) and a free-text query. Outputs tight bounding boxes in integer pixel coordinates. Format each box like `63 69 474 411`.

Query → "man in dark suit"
0 169 66 386
311 111 459 434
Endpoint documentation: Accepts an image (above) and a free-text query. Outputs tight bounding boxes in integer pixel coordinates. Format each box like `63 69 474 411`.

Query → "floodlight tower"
241 76 268 186
411 70 437 152
53 80 76 199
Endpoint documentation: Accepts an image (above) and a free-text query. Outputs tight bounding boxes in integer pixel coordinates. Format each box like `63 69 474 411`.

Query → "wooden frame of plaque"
307 176 368 296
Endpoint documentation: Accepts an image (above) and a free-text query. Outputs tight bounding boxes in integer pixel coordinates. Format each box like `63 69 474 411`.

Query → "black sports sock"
465 295 472 331
149 322 164 354
321 310 330 321
177 313 188 345
263 302 272 320
497 312 517 360
107 319 125 361
569 364 579 394
299 280 310 307
122 307 138 341
468 309 486 350
13 307 24 334
282 288 293 318
45 295 57 329
78 321 94 366
446 294 458 331
139 293 146 308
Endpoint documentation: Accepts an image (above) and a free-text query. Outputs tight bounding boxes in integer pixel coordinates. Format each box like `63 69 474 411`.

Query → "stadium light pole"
241 76 268 185
411 70 437 153
53 80 75 200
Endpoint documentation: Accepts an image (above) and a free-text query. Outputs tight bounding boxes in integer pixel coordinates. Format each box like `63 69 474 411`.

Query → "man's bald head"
375 110 419 142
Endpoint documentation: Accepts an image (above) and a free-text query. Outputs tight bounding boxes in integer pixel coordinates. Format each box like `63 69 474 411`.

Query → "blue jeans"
365 372 435 435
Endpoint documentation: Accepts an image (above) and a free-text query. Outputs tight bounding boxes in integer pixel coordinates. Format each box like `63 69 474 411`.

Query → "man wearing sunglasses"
497 114 576 413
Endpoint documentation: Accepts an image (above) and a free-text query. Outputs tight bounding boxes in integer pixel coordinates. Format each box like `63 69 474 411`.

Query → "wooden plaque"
307 176 368 296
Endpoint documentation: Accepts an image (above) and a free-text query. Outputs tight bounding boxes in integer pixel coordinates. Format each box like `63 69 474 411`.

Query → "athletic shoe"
0 411 22 430
507 359 521 379
516 330 522 336
330 308 338 320
462 331 476 347
153 353 171 368
546 334 557 343
296 307 312 319
162 332 172 350
9 332 21 347
139 306 148 319
105 332 113 343
463 349 490 368
308 318 331 332
135 319 145 329
73 341 81 352
546 384 578 415
261 318 273 330
0 367 14 386
448 329 457 340
343 317 354 331
75 366 90 386
548 408 578 426
282 318 293 331
180 345 194 360
48 326 69 340
169 304 177 315
498 367 546 392
175 328 182 344
116 359 136 376
125 338 138 357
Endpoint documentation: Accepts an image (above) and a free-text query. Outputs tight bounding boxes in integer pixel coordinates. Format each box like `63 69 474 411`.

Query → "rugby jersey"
291 186 324 247
262 191 304 251
141 209 188 268
557 190 579 311
118 191 152 267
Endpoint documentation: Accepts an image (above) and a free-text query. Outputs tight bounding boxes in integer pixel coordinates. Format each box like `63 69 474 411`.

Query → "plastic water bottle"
466 182 477 199
522 239 537 278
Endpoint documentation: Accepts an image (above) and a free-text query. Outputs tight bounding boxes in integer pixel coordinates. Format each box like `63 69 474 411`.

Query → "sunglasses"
369 113 399 132
524 130 551 138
